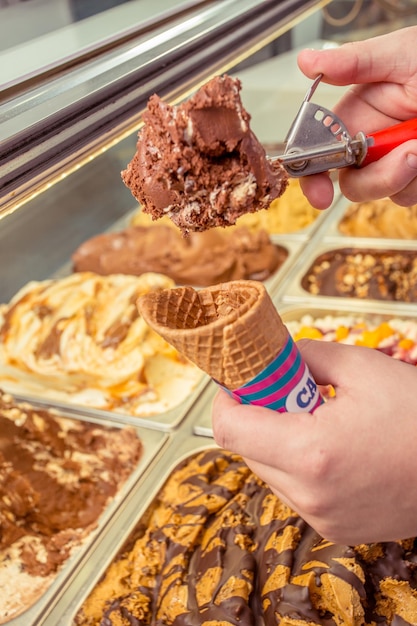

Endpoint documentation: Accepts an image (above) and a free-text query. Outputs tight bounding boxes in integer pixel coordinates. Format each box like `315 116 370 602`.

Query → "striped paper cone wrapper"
223 331 323 412
138 280 323 414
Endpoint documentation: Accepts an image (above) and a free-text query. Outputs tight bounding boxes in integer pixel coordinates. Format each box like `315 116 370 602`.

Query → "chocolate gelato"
301 248 417 301
75 448 417 625
0 272 202 416
0 389 142 623
131 177 321 235
71 224 287 286
339 198 417 238
121 74 288 234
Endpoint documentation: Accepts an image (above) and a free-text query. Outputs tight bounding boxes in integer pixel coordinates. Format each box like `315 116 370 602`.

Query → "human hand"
296 26 417 209
212 339 417 545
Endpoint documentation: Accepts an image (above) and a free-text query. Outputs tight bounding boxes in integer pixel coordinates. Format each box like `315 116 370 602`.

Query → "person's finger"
296 339 371 388
338 141 417 203
332 82 411 133
297 29 417 86
237 455 299 508
298 339 417 412
299 173 334 209
212 389 319 472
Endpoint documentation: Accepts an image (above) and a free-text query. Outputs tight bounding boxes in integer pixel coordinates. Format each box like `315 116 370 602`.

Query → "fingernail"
406 153 417 170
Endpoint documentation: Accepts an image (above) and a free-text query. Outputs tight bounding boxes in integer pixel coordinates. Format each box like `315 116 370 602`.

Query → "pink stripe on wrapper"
236 337 299 396
220 333 324 414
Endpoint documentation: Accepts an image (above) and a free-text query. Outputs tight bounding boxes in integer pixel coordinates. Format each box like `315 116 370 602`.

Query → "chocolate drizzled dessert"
75 448 417 625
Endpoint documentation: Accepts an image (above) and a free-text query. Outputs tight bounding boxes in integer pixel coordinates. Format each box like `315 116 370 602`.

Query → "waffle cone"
137 280 288 389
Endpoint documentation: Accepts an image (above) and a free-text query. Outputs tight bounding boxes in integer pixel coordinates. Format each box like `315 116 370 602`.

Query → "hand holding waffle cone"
138 280 323 413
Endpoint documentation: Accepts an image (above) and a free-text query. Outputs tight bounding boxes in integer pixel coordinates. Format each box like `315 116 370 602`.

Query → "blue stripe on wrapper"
219 333 324 414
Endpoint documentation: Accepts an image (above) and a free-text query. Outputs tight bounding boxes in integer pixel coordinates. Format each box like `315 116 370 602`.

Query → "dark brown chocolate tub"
301 247 417 302
0 391 166 626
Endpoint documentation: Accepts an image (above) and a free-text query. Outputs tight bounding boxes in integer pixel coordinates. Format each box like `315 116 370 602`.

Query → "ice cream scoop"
275 74 417 177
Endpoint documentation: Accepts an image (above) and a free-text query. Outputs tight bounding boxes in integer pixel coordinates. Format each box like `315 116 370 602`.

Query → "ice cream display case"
2 0 417 624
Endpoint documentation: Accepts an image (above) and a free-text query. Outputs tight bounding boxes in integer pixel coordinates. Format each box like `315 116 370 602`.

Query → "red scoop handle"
361 117 417 167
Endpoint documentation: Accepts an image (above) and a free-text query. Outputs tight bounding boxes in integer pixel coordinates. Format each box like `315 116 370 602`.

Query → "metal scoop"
272 75 417 177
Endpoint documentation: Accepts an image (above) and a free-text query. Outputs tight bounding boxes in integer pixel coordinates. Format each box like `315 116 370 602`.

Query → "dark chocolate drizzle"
77 449 417 626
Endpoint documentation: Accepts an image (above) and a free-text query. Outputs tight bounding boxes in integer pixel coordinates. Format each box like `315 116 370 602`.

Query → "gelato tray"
71 224 289 287
280 303 417 361
42 436 417 626
70 207 303 292
0 271 209 431
337 197 417 239
313 193 417 242
0 390 168 626
300 246 417 302
279 238 417 307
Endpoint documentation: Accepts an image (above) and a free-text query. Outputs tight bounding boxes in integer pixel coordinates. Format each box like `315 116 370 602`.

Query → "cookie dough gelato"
121 74 288 234
75 448 417 625
0 389 142 623
0 272 202 415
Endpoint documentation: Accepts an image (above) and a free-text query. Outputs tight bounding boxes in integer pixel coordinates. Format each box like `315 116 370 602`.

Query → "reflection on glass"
0 0 132 51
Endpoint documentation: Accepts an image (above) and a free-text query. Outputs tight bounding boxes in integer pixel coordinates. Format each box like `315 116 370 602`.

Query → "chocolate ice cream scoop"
121 74 288 235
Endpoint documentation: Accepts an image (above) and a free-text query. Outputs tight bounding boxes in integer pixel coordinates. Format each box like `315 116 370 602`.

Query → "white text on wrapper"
286 366 320 412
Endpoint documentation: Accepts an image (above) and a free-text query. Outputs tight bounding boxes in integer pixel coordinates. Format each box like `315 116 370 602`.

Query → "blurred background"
1 0 416 52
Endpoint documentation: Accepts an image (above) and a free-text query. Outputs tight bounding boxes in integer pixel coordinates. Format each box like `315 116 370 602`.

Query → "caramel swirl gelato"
0 272 202 415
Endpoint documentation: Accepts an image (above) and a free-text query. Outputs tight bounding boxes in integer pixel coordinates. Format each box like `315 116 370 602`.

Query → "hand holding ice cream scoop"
138 280 323 414
122 70 417 234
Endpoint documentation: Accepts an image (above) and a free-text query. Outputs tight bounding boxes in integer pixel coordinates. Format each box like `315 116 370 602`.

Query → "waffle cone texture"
138 280 288 389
